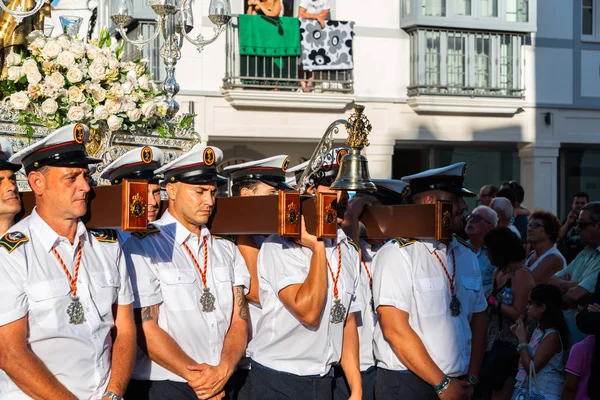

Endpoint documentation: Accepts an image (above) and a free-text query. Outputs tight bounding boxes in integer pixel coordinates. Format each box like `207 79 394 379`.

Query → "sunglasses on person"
467 214 492 224
577 219 598 229
527 222 545 229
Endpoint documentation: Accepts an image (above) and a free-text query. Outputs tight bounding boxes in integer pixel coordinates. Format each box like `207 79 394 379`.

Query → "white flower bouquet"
1 29 192 137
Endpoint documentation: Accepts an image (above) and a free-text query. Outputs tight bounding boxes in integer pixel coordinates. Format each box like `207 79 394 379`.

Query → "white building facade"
86 0 600 217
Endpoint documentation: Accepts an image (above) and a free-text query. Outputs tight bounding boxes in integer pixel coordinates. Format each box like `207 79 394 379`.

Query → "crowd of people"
0 124 599 400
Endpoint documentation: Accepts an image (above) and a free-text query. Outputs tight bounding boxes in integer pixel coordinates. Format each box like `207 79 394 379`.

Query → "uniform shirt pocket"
158 269 198 311
460 276 481 316
414 277 447 317
28 279 71 329
90 271 120 320
212 267 233 314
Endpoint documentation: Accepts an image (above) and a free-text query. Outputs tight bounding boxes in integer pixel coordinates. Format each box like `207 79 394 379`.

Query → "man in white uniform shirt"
372 162 488 400
0 138 22 235
336 179 410 400
248 147 362 400
123 145 250 400
221 155 293 400
0 124 136 400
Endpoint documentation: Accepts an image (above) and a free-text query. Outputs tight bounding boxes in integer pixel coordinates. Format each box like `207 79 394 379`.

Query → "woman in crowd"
525 210 567 284
247 0 283 16
511 284 568 400
479 227 536 400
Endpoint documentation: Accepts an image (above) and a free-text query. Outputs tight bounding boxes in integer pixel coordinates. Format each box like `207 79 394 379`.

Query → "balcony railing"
222 17 353 94
407 28 526 98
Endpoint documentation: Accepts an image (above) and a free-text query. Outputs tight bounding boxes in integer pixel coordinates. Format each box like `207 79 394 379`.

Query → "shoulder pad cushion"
132 224 161 239
89 229 118 243
346 238 359 253
393 237 417 249
0 231 29 253
213 234 237 243
455 235 475 252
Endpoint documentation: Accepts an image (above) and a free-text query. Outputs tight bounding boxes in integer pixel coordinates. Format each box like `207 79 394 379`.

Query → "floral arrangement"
0 29 193 137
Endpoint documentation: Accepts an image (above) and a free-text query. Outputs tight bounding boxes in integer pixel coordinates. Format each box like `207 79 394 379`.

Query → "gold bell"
330 104 376 193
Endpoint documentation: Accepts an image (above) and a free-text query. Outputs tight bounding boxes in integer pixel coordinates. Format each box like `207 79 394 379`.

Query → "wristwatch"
467 375 479 385
102 391 123 400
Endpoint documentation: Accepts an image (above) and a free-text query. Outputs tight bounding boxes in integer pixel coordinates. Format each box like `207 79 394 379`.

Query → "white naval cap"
0 138 21 172
222 155 293 190
154 144 225 185
372 179 411 204
10 123 101 174
100 146 165 184
401 162 475 197
287 147 349 186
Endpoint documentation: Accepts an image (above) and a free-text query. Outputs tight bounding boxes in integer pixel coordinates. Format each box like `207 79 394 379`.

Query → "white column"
518 143 560 213
364 141 394 179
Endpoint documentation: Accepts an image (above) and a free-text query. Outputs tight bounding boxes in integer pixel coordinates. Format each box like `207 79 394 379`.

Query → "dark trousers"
125 379 197 400
374 368 438 400
332 365 377 400
226 368 251 400
248 361 333 400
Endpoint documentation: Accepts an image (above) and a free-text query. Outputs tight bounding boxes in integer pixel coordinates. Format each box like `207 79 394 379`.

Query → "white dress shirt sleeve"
260 238 308 295
372 244 413 313
232 244 251 294
122 237 163 309
0 253 28 326
116 245 134 305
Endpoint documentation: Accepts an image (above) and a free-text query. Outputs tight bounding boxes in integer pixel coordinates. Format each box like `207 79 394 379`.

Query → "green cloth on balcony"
238 15 301 57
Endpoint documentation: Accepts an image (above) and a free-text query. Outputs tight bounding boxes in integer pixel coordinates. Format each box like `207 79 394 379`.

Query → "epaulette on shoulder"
89 228 118 243
132 224 161 239
455 235 475 252
393 237 417 249
213 234 237 244
0 231 29 253
346 238 359 253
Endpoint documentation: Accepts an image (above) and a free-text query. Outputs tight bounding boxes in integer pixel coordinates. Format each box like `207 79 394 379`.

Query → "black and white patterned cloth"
299 19 354 71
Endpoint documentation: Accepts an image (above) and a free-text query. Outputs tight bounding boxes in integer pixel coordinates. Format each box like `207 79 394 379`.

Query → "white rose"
107 114 123 131
57 35 71 50
91 87 106 103
122 81 134 94
97 55 109 67
48 71 65 87
88 61 106 81
41 40 62 59
105 98 122 114
30 37 46 51
22 59 38 75
41 82 59 98
56 51 75 68
67 106 85 121
122 99 136 111
94 105 109 120
66 67 83 83
9 92 30 110
108 57 120 70
68 86 86 103
41 98 59 114
109 84 125 98
141 101 156 119
70 41 86 59
6 53 21 67
7 66 23 81
126 69 138 82
127 108 142 122
86 45 101 60
137 75 150 91
26 70 42 84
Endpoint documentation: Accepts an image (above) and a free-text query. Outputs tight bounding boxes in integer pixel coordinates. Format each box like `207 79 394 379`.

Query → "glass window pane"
474 35 490 90
506 0 528 22
583 1 594 35
499 35 513 91
480 0 497 17
403 0 412 16
423 0 446 16
425 31 441 86
455 0 471 15
447 34 465 88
